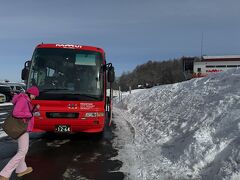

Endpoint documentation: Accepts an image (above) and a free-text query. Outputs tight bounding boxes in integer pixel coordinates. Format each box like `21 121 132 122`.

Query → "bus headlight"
33 112 41 117
84 112 105 117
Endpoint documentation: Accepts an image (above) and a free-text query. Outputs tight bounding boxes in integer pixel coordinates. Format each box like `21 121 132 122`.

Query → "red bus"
21 43 115 133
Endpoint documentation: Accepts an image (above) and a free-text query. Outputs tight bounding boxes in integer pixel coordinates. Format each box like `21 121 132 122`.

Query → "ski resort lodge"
193 55 240 77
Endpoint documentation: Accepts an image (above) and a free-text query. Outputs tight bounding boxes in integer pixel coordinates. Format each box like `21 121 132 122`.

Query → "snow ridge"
113 68 240 180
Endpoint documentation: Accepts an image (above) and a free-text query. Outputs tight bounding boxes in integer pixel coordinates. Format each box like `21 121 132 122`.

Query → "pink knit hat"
26 86 39 96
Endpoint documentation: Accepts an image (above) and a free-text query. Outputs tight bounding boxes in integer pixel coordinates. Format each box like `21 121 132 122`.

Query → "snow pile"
0 103 12 138
113 68 240 180
0 102 12 106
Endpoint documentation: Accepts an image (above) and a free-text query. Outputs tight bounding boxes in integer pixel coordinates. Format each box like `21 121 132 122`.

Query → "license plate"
55 125 71 133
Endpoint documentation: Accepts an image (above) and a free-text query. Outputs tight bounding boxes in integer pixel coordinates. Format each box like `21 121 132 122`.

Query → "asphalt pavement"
0 105 125 180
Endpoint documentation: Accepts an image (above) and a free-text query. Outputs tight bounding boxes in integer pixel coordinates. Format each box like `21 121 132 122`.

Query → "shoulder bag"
2 103 32 139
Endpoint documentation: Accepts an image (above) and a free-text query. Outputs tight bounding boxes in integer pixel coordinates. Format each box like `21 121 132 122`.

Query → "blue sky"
0 0 240 81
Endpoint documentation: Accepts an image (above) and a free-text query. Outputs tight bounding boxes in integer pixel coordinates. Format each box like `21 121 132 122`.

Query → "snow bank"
0 102 12 106
0 131 7 138
0 103 12 138
113 68 240 180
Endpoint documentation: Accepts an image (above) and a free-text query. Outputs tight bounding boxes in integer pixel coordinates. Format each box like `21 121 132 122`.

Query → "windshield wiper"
70 93 100 100
40 88 69 93
40 90 100 100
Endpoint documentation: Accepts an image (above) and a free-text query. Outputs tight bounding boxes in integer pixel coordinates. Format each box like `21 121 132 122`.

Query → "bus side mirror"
21 61 31 80
21 68 29 80
108 66 115 83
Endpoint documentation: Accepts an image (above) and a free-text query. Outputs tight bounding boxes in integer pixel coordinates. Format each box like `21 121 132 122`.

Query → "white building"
193 55 240 77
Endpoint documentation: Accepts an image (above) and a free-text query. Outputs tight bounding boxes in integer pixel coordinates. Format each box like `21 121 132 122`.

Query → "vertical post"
118 86 121 102
110 84 113 124
129 86 131 94
201 32 204 57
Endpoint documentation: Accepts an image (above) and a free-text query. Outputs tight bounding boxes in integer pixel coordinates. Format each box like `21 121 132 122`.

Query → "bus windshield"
28 48 104 101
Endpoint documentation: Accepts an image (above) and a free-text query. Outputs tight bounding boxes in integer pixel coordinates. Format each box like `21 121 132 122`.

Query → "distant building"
182 55 240 78
193 55 240 77
182 56 200 80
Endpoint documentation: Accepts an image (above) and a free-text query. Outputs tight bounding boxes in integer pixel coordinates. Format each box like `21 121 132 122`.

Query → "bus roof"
36 43 105 53
202 55 240 61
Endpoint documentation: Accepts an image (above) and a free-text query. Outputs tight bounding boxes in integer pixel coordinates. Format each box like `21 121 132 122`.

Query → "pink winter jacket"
12 93 35 132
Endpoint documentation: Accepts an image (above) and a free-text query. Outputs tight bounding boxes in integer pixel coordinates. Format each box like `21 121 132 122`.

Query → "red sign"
206 69 223 73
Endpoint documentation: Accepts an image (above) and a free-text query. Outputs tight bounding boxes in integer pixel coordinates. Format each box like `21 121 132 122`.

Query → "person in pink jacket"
0 86 40 180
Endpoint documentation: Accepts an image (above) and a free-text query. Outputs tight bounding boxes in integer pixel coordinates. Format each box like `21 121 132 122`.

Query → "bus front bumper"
33 118 105 133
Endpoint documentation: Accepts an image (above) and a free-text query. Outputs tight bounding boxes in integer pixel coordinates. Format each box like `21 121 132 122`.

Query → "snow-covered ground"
113 68 240 180
0 102 12 106
0 131 7 138
0 102 12 138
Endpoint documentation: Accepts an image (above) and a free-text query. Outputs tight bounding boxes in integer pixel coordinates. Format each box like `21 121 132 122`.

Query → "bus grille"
46 112 79 118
